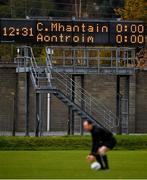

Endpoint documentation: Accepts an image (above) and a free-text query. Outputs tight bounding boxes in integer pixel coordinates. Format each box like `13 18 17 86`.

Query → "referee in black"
83 120 116 170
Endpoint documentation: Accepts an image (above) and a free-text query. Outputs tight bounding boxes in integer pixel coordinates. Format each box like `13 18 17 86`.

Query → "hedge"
0 135 147 150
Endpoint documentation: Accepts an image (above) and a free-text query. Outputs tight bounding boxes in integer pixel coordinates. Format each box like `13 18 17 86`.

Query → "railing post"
97 49 100 74
103 110 106 126
108 110 111 128
66 75 69 96
89 95 92 114
116 48 118 73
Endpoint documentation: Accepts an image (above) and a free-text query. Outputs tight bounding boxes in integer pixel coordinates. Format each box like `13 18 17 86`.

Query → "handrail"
16 46 120 130
49 68 119 127
45 47 120 128
50 72 116 128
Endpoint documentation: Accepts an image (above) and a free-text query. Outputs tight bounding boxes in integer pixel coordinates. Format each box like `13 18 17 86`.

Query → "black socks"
95 154 105 169
95 154 109 170
102 155 109 169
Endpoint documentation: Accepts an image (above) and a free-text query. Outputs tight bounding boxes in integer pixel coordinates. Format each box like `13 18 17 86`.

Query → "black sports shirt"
90 124 113 155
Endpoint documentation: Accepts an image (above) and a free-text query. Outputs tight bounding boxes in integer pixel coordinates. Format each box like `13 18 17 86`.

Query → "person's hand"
87 155 95 162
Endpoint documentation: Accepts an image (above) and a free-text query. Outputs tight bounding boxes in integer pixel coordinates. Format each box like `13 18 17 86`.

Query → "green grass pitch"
0 150 147 179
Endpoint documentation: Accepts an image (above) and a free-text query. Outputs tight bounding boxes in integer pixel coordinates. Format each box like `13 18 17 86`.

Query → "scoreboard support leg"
80 75 84 136
35 93 43 137
116 75 121 134
25 72 29 136
39 93 43 136
116 75 130 134
12 73 18 136
68 75 75 135
67 107 71 135
123 76 129 134
68 74 85 135
71 75 75 135
35 93 39 137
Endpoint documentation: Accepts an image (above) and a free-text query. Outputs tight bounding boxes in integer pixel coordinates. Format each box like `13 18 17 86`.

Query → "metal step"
81 115 88 119
66 103 73 107
77 112 83 116
61 99 68 103
71 108 78 112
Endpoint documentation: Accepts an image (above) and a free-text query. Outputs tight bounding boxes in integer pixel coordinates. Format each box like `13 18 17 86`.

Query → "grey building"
0 47 147 136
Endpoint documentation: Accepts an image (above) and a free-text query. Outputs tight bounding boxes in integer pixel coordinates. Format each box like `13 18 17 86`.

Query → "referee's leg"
98 146 109 155
97 146 110 170
95 154 105 169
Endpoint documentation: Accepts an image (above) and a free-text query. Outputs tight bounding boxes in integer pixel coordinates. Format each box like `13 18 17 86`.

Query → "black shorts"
102 137 116 149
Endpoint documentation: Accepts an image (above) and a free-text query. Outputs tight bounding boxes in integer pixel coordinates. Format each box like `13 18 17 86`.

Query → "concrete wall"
135 71 147 133
0 64 147 134
84 75 116 113
50 95 68 131
16 73 38 132
0 65 16 133
0 65 45 134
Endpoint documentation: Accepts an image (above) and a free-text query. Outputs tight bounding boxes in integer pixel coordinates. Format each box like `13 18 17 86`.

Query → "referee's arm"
90 135 100 156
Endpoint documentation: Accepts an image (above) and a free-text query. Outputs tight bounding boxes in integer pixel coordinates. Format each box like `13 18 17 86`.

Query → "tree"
82 0 124 19
53 0 73 17
114 0 147 21
27 0 55 17
0 0 55 18
0 0 11 18
0 0 9 5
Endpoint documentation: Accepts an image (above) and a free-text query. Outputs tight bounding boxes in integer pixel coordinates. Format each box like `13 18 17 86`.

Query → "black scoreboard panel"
0 19 145 46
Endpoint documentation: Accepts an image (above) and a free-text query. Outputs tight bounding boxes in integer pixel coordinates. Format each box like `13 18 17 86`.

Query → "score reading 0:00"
115 23 144 44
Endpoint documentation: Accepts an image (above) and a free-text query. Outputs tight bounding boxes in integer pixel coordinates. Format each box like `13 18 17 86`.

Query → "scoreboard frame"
0 18 145 46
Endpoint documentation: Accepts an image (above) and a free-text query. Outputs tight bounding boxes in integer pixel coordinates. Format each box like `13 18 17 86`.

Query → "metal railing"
49 46 136 74
45 47 119 130
16 46 120 131
15 46 51 89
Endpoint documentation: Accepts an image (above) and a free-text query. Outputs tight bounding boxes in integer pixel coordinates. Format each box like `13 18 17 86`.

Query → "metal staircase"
16 46 120 133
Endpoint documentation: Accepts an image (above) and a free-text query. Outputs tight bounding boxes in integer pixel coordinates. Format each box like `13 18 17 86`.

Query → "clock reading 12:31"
2 27 34 37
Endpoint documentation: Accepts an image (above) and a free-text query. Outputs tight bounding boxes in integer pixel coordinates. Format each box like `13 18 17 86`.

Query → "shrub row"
0 135 147 150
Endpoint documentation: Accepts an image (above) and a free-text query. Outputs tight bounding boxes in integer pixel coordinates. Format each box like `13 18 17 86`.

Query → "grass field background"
0 150 147 179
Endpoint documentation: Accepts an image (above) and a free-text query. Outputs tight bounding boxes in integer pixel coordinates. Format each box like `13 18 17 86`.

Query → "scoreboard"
0 19 145 46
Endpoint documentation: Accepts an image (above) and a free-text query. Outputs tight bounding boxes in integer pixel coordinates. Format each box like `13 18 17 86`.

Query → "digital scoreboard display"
0 19 145 46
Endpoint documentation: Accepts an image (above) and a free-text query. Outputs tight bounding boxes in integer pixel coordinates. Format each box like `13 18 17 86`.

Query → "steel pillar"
25 72 29 136
122 76 129 134
80 75 84 135
35 93 39 137
35 93 43 137
116 75 121 134
71 75 75 135
39 93 43 136
12 73 18 136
